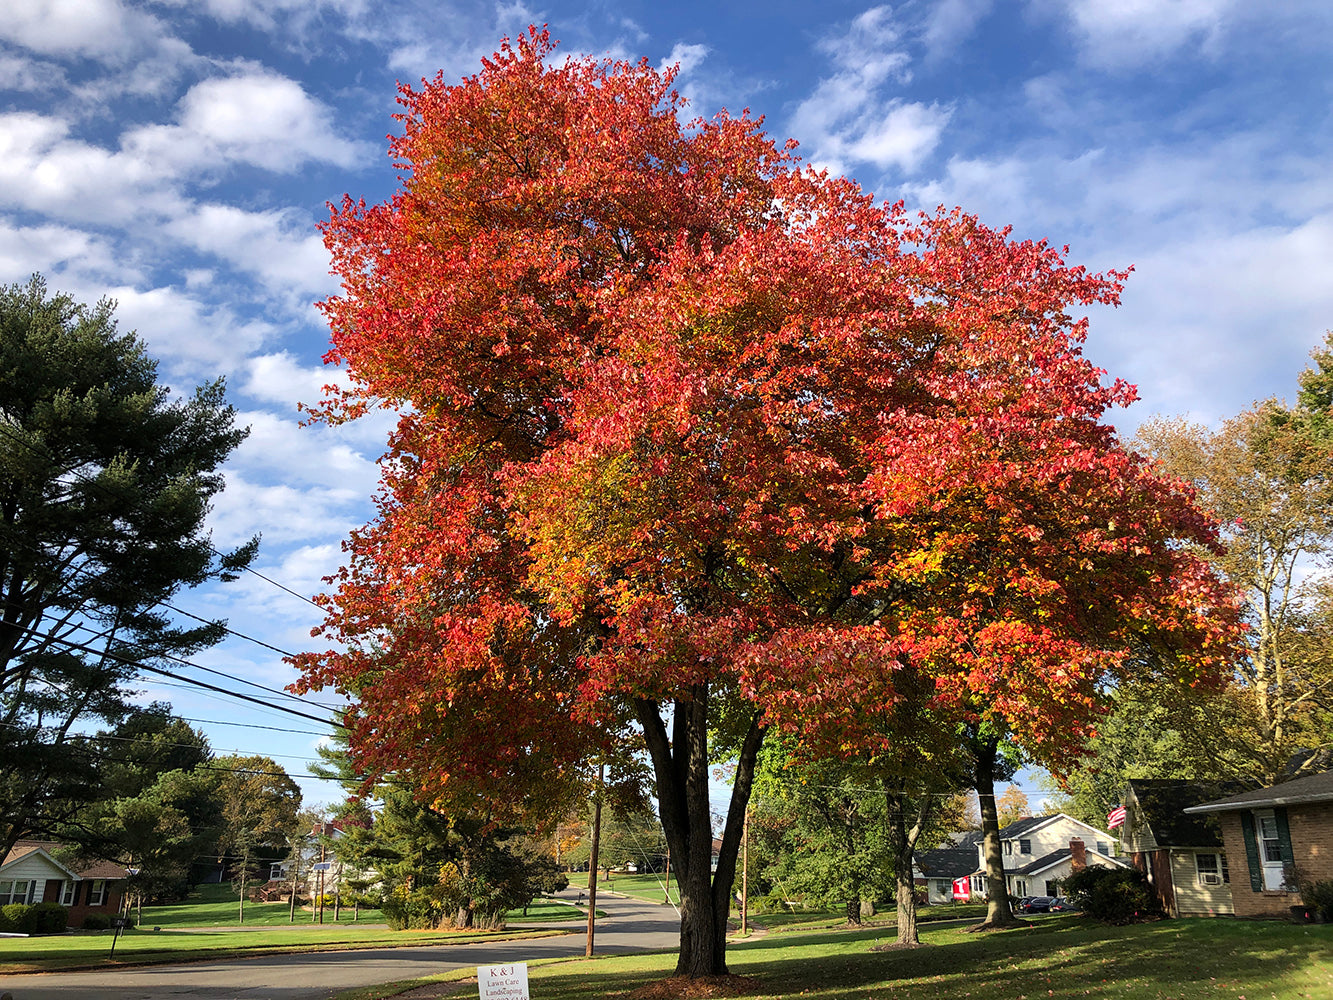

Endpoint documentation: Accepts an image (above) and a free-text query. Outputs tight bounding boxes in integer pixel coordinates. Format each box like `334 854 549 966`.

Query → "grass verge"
0 924 568 974
334 914 1333 1000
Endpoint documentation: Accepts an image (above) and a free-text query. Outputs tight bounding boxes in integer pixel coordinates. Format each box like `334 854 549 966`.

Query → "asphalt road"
0 889 682 1000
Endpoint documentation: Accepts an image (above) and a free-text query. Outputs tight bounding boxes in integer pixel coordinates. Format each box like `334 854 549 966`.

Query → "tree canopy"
295 30 1237 978
0 275 256 857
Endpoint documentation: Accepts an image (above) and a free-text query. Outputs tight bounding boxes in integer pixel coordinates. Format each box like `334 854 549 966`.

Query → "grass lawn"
136 882 383 927
0 923 567 974
567 872 679 906
505 899 602 923
337 914 1333 1000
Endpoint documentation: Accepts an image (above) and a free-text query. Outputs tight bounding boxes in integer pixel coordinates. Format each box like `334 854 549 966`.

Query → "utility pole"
585 763 604 957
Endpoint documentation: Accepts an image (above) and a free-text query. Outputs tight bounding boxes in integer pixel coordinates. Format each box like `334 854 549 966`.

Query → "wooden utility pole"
585 763 604 957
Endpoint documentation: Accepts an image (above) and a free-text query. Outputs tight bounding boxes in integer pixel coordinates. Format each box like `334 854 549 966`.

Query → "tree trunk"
884 782 931 945
975 738 1021 928
636 687 765 979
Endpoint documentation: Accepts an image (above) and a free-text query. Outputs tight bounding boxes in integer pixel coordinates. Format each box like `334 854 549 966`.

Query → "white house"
937 814 1129 901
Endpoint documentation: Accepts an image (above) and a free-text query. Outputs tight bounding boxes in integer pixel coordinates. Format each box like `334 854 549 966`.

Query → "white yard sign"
478 962 530 1000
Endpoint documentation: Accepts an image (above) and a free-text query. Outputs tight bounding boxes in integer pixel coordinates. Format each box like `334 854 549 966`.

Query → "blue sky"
3 0 1331 811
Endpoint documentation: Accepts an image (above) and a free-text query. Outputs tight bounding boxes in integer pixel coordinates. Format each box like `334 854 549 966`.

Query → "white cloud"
209 473 364 548
1049 0 1238 66
0 52 68 93
241 352 350 408
230 409 380 497
789 9 949 176
164 204 334 297
103 283 279 380
921 0 994 60
0 0 176 62
659 42 709 77
124 69 372 175
0 219 130 285
0 112 187 224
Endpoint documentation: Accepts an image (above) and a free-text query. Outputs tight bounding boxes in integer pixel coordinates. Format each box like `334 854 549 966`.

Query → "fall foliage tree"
1136 391 1333 783
295 30 1236 977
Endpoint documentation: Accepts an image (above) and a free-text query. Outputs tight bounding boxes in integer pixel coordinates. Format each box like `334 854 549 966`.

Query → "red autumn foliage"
292 29 1239 977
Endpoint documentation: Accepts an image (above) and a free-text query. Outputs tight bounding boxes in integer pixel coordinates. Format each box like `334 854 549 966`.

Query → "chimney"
1070 838 1086 871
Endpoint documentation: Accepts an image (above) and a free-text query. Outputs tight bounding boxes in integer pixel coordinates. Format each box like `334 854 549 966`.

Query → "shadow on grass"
510 915 1332 999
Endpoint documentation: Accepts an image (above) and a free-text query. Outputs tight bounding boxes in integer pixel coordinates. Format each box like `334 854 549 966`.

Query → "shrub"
1 903 36 934
32 902 69 934
1063 866 1162 924
81 913 111 930
1290 870 1333 921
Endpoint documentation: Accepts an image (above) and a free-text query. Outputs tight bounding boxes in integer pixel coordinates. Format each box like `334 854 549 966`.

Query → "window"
971 874 986 895
1220 853 1230 884
1196 853 1220 885
1003 841 1013 856
88 879 107 906
935 879 949 895
0 880 33 906
61 880 75 905
1096 841 1109 855
1019 839 1031 855
1014 879 1028 896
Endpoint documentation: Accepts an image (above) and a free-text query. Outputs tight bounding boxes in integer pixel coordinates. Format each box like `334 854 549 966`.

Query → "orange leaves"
292 27 1240 807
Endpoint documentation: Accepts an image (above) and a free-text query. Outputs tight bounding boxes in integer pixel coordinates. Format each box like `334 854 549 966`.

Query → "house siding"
1168 850 1234 917
1219 803 1333 918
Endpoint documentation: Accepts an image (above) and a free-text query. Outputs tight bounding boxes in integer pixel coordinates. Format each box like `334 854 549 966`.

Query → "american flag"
1107 804 1127 829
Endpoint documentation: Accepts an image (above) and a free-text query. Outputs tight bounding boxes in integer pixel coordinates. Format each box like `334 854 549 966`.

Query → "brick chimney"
1070 838 1087 871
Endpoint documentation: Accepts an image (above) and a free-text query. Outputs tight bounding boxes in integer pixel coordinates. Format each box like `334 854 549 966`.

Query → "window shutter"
1274 807 1296 874
1240 812 1263 892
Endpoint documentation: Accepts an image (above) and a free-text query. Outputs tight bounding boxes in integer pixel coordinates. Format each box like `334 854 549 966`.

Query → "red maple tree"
294 29 1238 977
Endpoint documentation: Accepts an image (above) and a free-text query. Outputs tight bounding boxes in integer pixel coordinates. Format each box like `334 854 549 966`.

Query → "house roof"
1 840 127 881
1184 769 1333 815
1012 847 1130 878
915 847 979 880
1126 779 1247 847
997 813 1118 842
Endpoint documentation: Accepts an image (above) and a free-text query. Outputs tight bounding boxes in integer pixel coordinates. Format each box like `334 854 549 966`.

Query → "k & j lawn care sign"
479 963 530 1000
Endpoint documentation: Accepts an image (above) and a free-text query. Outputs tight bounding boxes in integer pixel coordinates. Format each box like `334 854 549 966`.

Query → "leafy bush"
1290 870 1333 921
32 902 69 934
1 903 36 934
1063 866 1162 924
81 913 111 930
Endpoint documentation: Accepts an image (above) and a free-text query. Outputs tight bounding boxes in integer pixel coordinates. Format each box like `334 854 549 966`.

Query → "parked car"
1018 896 1053 913
1047 896 1079 912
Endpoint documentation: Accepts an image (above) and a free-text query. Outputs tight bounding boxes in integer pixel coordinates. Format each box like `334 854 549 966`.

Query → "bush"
32 902 69 934
1063 866 1162 924
1 903 36 934
81 913 111 930
1291 871 1333 921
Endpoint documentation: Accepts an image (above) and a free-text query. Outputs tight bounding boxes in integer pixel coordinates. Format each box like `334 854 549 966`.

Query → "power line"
39 631 341 729
0 603 342 713
160 600 297 659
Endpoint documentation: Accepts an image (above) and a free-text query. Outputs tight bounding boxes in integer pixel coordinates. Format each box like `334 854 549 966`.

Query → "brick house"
1119 779 1246 917
0 841 128 927
1183 770 1333 918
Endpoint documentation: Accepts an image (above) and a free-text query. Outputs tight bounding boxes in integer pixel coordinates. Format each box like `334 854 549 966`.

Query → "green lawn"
566 871 679 906
0 923 566 974
505 899 601 922
338 914 1333 1000
136 883 382 927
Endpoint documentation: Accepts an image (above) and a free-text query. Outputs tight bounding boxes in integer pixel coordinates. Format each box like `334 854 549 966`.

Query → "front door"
1255 811 1286 890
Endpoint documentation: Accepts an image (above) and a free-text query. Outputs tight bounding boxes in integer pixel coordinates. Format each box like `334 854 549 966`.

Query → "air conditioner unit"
1200 873 1221 886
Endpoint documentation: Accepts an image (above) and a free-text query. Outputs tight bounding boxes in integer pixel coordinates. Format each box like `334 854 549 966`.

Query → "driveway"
0 890 681 1000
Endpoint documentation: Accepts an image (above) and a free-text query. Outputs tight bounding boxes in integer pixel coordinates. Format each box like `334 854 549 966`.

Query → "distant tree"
995 785 1030 828
0 276 255 857
211 755 302 879
1137 391 1333 783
